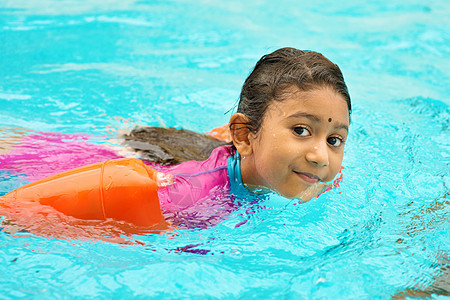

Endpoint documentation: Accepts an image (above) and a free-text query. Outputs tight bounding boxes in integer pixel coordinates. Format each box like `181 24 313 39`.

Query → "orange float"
0 158 172 228
206 124 232 143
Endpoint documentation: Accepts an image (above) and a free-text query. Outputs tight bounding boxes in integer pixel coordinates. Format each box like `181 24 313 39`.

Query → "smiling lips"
294 171 321 184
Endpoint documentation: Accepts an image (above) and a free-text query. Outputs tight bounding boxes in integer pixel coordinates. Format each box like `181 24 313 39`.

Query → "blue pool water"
0 0 449 298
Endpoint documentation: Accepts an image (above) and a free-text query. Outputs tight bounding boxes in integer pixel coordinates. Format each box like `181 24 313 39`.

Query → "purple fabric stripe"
173 165 228 178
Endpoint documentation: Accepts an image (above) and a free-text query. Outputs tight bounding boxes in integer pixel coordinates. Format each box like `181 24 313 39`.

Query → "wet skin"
234 86 350 200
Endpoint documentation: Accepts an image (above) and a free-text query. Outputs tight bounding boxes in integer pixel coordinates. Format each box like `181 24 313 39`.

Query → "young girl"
0 47 351 234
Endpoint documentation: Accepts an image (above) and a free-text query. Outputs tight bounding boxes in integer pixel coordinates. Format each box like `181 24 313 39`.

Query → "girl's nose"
305 141 329 167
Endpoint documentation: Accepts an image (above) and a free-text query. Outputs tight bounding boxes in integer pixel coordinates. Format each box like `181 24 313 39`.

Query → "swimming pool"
0 0 449 298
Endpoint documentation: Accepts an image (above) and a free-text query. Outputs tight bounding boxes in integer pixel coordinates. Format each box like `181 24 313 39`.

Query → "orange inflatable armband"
206 124 232 143
0 158 170 227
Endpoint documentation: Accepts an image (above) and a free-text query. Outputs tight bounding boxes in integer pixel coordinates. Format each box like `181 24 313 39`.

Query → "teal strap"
227 150 249 196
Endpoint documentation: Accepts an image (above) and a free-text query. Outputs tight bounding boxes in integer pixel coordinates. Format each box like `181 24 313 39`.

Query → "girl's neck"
240 154 272 194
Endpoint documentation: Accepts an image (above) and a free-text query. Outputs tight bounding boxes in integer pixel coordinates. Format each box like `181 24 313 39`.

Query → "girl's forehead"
265 87 349 123
272 87 347 110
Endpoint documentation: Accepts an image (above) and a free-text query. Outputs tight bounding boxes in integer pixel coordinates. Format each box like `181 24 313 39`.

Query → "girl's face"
239 86 349 200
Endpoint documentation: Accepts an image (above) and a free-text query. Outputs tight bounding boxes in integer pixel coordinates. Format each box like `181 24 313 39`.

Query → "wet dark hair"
233 47 351 133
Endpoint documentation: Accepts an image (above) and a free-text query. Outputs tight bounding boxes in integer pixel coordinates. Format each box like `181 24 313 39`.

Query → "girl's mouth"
294 171 320 184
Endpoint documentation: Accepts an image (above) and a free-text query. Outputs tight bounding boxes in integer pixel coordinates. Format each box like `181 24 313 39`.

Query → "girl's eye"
327 136 343 147
293 126 310 136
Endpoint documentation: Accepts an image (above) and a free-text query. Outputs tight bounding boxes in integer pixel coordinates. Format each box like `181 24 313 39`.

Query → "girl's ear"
229 113 254 157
